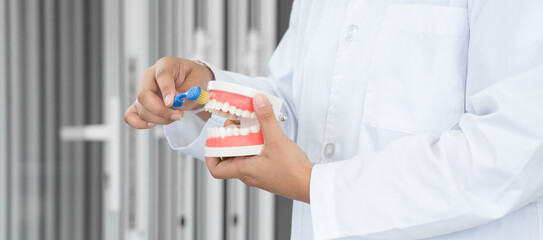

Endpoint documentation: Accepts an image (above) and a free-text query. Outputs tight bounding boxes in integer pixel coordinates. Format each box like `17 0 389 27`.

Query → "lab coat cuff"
201 61 230 82
164 113 225 161
310 162 339 240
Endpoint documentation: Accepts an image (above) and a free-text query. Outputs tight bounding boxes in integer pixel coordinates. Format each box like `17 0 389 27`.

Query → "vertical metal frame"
153 136 175 240
24 0 43 238
87 1 105 239
58 0 76 239
255 0 277 75
227 0 249 72
8 0 23 238
122 0 152 239
226 179 248 240
177 154 196 240
72 0 86 239
0 0 8 239
175 0 195 58
43 0 59 239
204 0 225 67
102 0 123 239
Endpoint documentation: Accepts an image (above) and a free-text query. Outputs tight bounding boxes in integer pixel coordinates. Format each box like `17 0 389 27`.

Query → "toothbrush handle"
170 93 186 109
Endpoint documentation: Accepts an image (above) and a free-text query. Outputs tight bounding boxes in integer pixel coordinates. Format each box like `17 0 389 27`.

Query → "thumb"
253 94 283 141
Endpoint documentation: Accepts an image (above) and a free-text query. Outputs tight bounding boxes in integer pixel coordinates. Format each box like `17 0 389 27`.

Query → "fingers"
155 57 189 107
205 157 241 179
137 102 180 125
124 102 156 129
253 94 283 141
138 89 183 120
155 69 176 107
139 67 159 95
138 67 177 118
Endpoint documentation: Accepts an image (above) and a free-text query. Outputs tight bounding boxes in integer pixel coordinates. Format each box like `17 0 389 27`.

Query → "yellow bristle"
193 90 209 104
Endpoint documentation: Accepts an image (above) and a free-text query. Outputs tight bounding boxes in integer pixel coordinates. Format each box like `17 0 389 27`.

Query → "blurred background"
0 0 294 239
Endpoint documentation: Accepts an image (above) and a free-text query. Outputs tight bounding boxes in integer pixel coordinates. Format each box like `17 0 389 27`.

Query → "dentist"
125 0 543 239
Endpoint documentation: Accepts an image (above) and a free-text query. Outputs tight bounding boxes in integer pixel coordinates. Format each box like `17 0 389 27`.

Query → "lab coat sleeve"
163 1 300 158
309 1 543 239
164 113 224 160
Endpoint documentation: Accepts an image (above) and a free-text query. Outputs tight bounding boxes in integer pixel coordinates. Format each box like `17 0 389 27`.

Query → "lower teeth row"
204 100 256 118
207 126 260 138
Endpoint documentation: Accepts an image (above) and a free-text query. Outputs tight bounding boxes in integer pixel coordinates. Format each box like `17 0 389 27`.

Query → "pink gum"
209 90 254 112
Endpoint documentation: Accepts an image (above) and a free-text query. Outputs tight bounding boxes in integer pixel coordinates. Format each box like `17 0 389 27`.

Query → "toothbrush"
170 86 210 109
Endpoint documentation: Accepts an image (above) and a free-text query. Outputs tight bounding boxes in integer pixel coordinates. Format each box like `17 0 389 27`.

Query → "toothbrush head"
169 86 210 109
186 86 210 104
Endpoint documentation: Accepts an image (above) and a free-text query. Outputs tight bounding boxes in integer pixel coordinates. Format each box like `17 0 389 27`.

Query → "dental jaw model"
203 81 284 157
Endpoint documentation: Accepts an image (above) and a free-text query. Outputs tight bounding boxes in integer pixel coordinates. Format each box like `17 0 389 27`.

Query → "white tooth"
215 102 223 111
235 109 242 116
250 125 260 133
225 128 233 136
221 102 230 112
240 128 249 136
229 106 237 114
233 128 240 136
207 128 213 138
219 128 226 138
208 100 216 110
242 110 250 118
250 112 256 119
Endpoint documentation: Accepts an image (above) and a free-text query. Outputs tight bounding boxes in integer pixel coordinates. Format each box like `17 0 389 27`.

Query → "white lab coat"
164 0 543 239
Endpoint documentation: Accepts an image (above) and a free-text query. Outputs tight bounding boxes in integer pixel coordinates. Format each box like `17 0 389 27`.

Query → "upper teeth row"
204 99 256 119
207 126 260 138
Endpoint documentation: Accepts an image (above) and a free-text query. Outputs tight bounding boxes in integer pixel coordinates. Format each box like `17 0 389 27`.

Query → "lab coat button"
324 143 335 158
344 25 358 42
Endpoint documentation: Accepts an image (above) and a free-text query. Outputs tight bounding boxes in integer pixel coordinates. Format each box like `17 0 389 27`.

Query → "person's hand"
124 57 214 129
205 94 314 203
